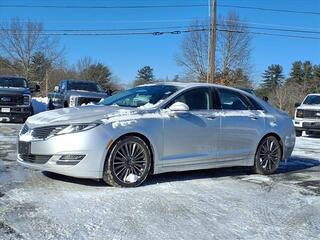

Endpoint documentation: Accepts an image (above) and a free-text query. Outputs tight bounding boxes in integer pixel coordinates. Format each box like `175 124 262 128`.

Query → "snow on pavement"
0 123 319 240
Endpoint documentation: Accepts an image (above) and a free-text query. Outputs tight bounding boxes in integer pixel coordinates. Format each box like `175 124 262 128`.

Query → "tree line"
257 61 320 115
1 17 318 116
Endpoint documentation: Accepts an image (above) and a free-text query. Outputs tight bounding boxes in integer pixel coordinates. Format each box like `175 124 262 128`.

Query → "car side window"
218 89 250 110
172 88 213 111
61 81 67 92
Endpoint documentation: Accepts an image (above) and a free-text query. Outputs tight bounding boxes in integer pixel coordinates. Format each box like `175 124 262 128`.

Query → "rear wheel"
253 136 282 175
103 136 151 187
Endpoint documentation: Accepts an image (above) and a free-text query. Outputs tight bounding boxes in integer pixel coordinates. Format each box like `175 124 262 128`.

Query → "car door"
217 88 265 163
53 81 66 108
161 87 220 167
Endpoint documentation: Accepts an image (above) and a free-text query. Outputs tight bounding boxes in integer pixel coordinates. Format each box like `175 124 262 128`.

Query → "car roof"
140 81 253 95
0 75 27 80
65 80 98 84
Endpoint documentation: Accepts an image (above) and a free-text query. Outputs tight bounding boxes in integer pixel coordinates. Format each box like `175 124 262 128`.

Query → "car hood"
26 105 142 128
0 87 30 95
297 104 320 110
67 90 108 98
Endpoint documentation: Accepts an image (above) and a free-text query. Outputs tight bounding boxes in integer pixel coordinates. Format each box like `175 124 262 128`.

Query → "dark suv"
0 76 39 123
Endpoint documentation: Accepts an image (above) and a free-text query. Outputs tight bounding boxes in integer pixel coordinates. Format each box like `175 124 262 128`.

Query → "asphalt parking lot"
0 123 319 240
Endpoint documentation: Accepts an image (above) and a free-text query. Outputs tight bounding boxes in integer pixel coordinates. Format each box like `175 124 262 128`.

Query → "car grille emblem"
1 96 11 102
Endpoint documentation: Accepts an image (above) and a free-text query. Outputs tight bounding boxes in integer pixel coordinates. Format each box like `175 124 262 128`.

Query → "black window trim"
162 86 216 111
216 87 256 111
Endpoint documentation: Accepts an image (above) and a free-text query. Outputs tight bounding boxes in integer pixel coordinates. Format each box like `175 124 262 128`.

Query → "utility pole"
209 0 217 84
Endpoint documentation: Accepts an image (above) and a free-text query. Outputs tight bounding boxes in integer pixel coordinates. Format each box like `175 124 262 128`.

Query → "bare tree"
176 12 252 86
0 18 63 79
217 12 251 85
175 21 209 82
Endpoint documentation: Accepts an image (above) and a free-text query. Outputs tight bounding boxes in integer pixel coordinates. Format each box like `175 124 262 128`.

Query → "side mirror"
294 102 301 108
54 86 60 92
35 84 40 92
262 96 269 102
169 102 190 112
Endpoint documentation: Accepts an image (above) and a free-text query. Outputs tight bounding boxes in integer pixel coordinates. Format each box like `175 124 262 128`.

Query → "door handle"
250 116 259 120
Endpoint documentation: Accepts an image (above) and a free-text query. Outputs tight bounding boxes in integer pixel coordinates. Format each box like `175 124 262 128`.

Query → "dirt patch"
297 180 320 196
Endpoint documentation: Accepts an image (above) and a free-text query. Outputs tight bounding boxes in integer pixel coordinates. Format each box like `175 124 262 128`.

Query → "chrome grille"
20 124 29 135
19 154 52 164
303 110 320 119
31 125 68 139
0 94 24 106
77 97 101 106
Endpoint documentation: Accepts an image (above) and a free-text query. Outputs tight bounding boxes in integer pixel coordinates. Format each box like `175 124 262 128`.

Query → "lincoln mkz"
17 83 295 187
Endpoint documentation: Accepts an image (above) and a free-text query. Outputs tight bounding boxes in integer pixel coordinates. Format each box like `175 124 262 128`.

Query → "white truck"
294 93 320 136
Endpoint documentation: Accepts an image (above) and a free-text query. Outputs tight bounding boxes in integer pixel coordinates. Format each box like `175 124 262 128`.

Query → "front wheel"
296 130 302 137
253 136 282 175
103 136 152 187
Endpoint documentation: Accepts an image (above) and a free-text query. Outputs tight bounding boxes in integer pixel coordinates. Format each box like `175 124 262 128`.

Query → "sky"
0 0 319 86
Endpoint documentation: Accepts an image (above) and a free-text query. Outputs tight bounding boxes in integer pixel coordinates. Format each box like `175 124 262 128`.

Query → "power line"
219 4 320 16
2 24 320 35
2 27 319 40
0 3 319 15
0 4 208 9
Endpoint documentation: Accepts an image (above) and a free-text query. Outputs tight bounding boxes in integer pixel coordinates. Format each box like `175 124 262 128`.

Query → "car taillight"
296 109 304 118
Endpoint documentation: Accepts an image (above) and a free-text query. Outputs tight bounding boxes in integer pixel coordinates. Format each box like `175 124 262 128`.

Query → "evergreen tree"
29 52 51 91
288 61 303 84
133 66 154 86
80 63 112 90
261 64 284 90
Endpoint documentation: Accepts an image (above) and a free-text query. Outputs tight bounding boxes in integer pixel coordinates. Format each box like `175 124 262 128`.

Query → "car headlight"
23 95 31 105
69 96 77 107
296 109 304 118
50 123 101 137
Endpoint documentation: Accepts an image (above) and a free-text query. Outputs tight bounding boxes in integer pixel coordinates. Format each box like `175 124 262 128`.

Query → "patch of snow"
111 120 138 129
32 97 48 114
125 174 140 183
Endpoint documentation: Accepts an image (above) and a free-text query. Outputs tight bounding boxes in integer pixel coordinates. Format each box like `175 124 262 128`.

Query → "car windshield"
68 81 103 92
0 77 28 88
100 85 179 108
303 95 320 105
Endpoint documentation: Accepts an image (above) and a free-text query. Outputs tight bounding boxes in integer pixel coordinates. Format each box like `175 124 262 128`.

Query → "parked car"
0 76 39 123
17 82 295 187
294 93 320 136
48 80 109 109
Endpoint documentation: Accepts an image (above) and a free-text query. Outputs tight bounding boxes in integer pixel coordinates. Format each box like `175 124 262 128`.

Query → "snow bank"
32 97 48 114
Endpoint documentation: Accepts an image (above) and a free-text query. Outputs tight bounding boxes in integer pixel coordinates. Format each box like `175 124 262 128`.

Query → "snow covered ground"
0 124 319 240
31 97 48 114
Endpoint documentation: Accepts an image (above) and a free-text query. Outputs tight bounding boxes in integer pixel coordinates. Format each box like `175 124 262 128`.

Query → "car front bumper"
0 106 33 122
17 125 113 179
294 119 320 132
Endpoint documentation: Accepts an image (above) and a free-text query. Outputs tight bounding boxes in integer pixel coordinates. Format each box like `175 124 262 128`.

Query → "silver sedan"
17 83 296 187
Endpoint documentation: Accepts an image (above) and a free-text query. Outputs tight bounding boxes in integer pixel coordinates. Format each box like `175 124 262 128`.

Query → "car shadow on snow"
41 156 319 187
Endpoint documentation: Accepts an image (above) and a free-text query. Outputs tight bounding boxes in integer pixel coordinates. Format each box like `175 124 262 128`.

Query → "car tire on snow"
296 130 302 137
253 136 282 175
103 136 152 187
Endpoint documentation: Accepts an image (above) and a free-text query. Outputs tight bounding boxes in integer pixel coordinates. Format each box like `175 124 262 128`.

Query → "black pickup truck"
48 80 109 109
0 76 39 123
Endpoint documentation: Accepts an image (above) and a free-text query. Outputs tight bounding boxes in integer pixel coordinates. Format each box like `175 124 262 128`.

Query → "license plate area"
18 141 31 155
1 108 10 113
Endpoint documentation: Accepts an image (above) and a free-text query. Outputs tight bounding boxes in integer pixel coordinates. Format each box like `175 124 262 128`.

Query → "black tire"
103 136 152 187
296 130 302 137
48 100 55 110
253 136 282 175
63 101 68 108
